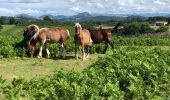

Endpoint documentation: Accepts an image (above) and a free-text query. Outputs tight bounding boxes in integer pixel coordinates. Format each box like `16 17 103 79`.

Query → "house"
154 21 168 26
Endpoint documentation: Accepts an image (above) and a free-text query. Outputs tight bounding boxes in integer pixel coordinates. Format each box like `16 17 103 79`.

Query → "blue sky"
0 0 170 17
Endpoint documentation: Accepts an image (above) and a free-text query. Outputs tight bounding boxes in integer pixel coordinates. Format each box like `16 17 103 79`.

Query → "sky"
0 0 170 17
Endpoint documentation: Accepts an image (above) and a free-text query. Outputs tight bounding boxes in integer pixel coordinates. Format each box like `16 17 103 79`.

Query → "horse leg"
103 42 108 54
85 46 90 59
110 41 114 49
38 45 43 58
38 39 45 58
75 44 78 60
61 43 66 59
45 43 50 58
82 44 86 61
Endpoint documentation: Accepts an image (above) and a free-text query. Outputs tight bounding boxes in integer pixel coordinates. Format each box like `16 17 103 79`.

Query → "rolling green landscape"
0 23 170 99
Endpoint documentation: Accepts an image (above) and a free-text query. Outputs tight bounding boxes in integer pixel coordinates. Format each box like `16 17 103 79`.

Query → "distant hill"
39 15 67 20
15 14 35 19
1 12 169 23
71 12 93 18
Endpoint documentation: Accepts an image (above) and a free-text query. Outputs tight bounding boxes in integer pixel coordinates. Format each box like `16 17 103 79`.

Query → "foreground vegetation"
0 46 169 99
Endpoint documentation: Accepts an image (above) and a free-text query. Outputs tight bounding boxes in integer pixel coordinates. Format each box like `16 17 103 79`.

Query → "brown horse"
88 23 120 53
23 24 70 58
74 23 92 61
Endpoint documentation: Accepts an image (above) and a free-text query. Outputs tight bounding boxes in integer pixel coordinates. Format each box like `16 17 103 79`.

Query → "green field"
0 24 169 99
0 25 106 79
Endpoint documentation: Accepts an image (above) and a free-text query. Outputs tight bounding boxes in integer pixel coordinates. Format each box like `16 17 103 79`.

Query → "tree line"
0 16 170 35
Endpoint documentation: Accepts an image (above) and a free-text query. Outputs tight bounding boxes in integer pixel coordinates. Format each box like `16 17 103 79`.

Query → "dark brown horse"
23 24 70 58
74 23 92 61
88 23 120 53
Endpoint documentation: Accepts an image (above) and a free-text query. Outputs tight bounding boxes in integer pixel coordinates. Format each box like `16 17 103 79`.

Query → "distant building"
154 21 168 26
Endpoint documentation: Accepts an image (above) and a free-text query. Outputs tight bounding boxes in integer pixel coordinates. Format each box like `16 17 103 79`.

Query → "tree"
140 22 153 34
0 16 6 24
43 16 52 22
124 22 154 35
9 17 16 24
124 22 140 35
0 24 2 31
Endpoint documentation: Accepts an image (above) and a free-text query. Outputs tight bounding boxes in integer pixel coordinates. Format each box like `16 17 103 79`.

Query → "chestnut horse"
74 23 93 61
23 24 70 58
88 23 120 53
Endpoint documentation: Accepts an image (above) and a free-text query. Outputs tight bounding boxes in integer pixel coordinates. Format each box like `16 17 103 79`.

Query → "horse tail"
66 29 70 39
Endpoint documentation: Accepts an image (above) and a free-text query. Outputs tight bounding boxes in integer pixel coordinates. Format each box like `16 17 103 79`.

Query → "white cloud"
96 3 104 8
0 7 43 16
153 0 166 5
0 0 44 3
70 7 81 12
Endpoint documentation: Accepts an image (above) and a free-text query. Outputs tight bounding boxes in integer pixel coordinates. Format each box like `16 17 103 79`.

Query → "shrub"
156 26 169 32
140 22 154 34
124 22 154 35
124 22 141 35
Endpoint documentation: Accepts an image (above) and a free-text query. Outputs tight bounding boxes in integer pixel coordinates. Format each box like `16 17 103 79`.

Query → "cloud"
153 0 166 5
0 0 44 3
0 7 43 16
70 7 81 12
96 3 104 8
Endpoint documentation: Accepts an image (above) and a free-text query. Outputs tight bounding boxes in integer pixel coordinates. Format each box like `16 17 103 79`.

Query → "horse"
74 23 93 61
88 23 120 53
23 24 70 58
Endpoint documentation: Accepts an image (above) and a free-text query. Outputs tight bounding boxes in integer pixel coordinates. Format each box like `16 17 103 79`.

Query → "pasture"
0 25 106 80
0 24 169 99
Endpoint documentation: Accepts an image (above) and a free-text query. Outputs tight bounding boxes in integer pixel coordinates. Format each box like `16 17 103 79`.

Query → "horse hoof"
83 58 87 61
86 56 89 59
37 56 42 58
75 56 78 60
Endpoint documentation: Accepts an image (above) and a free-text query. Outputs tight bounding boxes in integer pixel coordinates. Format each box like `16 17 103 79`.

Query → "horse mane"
27 24 40 45
29 24 40 40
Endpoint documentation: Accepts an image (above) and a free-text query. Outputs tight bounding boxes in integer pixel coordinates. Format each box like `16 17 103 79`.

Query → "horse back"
39 28 69 43
88 30 103 43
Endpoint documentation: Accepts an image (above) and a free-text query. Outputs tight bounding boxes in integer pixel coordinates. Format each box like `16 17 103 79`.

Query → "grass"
151 25 170 31
0 25 16 33
0 53 105 80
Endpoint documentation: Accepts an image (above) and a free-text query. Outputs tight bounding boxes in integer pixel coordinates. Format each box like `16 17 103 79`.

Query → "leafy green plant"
156 25 169 32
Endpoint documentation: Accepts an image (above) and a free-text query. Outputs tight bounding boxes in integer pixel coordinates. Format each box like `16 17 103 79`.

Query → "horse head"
75 23 82 35
23 24 39 55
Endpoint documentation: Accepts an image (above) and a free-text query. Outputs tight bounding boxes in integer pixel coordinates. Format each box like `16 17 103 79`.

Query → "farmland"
0 24 170 99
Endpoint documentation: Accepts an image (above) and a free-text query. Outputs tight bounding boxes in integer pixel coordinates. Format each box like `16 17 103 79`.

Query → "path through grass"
0 54 104 80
